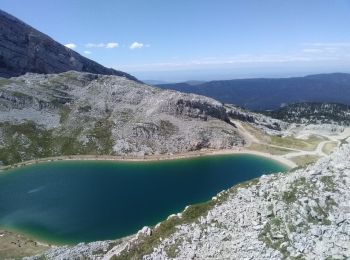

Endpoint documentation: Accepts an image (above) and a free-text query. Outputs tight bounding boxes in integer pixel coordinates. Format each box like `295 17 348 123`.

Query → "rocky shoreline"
0 148 296 173
22 143 350 259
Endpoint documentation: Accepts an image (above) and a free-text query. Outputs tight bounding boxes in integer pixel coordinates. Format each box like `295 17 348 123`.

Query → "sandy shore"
0 148 297 172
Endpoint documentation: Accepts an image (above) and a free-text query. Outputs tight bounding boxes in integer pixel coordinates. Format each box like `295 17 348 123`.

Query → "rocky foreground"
143 145 350 259
29 143 350 259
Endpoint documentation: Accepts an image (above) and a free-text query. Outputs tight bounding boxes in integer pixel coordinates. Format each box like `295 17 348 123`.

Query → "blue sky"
1 0 350 81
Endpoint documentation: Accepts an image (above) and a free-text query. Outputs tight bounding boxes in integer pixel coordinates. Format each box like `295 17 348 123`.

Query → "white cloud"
85 43 105 48
129 42 144 49
85 42 119 49
106 42 119 48
64 43 77 49
84 50 92 55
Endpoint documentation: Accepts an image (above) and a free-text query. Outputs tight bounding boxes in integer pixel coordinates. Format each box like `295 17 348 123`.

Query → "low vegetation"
113 178 259 259
270 135 325 151
322 141 338 155
289 155 321 167
248 143 293 155
0 230 49 259
243 122 326 152
0 119 115 166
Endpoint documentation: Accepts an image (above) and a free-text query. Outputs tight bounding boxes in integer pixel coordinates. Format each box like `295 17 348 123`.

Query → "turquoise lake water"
0 155 288 244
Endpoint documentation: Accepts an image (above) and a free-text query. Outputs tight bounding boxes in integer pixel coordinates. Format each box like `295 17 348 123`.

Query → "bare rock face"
225 104 289 135
0 10 137 81
0 71 245 165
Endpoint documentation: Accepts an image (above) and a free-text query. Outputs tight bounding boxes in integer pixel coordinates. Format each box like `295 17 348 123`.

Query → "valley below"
0 71 350 259
0 76 350 259
0 8 349 259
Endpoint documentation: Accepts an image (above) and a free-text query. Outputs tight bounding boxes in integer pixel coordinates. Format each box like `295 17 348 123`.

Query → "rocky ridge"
0 10 137 81
225 104 289 135
0 71 245 166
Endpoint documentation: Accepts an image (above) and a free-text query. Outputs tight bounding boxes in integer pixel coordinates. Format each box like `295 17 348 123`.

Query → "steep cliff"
0 10 137 81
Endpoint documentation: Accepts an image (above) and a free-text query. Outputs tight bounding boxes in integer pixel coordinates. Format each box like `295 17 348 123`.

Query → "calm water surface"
0 155 288 244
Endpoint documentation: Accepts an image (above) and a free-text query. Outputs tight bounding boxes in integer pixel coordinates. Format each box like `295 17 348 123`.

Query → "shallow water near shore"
0 154 287 244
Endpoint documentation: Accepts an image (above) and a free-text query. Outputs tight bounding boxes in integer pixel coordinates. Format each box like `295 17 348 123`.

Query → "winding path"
235 121 350 166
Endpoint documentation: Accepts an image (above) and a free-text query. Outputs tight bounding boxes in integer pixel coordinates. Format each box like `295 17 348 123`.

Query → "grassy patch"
282 177 310 204
290 155 321 167
0 78 13 86
78 105 92 113
84 119 115 155
322 141 338 155
261 176 315 258
270 135 325 151
159 120 178 136
0 230 49 259
12 91 32 99
258 217 291 258
242 123 325 153
0 121 54 165
164 238 183 258
0 118 115 165
248 143 292 155
320 176 336 192
59 106 72 124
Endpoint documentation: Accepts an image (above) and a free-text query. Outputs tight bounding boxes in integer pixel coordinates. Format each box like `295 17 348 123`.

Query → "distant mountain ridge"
0 9 137 81
264 102 350 125
157 73 350 110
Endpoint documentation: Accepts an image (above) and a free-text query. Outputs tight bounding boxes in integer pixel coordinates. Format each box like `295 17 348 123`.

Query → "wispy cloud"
106 42 119 48
84 50 92 55
64 43 77 49
130 42 145 49
114 50 350 72
301 42 350 54
302 48 324 53
85 42 119 49
304 42 350 47
86 43 105 48
94 41 350 72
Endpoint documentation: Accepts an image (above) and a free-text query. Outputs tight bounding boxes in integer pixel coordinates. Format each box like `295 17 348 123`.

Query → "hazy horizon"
139 68 350 83
1 0 350 82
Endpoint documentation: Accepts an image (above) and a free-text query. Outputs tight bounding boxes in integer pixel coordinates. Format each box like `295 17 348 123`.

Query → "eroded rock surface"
141 144 350 259
0 71 244 165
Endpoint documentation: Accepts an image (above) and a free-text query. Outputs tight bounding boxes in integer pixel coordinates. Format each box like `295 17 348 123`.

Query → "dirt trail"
237 122 350 166
231 120 260 145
